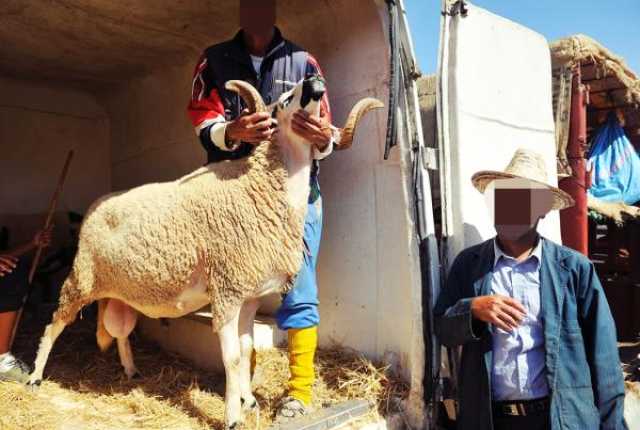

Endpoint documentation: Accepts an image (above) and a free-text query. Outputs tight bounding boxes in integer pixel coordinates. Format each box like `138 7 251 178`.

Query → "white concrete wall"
291 2 419 381
101 63 205 191
0 76 110 247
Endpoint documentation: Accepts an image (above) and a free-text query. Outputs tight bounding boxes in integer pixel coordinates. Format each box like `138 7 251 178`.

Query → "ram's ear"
267 101 279 118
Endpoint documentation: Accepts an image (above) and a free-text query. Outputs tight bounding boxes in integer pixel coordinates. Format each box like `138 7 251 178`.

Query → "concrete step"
267 400 378 430
137 311 285 373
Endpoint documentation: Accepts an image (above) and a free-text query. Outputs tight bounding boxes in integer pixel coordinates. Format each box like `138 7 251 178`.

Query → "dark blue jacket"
434 237 627 430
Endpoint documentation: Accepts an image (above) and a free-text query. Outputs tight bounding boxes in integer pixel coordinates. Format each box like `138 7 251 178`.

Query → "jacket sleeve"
578 261 628 430
187 53 239 154
306 54 337 160
434 254 487 347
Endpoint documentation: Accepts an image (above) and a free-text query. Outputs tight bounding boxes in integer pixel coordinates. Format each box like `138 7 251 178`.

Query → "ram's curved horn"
225 80 267 113
335 98 385 150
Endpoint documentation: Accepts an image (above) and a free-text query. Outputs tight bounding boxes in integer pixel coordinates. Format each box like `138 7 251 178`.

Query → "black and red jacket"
187 28 332 167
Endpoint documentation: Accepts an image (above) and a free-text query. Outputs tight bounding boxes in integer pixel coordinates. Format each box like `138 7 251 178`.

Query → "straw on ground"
1 314 408 429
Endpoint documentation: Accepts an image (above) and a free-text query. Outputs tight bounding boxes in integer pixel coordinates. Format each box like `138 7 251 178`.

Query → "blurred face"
240 0 276 36
484 178 554 241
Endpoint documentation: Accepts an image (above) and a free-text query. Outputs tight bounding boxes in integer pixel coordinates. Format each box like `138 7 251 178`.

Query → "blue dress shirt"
491 237 549 401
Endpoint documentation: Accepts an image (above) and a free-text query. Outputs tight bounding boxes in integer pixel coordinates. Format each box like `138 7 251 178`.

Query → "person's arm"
434 255 486 347
187 54 234 153
434 254 525 347
6 227 53 259
578 260 627 429
290 54 336 160
0 227 52 278
0 255 17 277
187 53 275 154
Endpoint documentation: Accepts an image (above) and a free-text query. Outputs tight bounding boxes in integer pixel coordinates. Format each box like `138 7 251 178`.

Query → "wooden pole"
9 150 74 349
559 67 589 255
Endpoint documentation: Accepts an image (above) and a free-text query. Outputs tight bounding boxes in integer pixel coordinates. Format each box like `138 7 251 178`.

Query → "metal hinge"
442 0 468 17
409 64 422 81
423 147 438 170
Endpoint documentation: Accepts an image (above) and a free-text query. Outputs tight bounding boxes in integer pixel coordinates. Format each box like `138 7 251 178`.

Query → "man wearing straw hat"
435 148 627 430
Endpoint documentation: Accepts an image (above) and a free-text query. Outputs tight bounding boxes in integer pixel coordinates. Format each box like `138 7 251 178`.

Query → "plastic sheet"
587 115 640 205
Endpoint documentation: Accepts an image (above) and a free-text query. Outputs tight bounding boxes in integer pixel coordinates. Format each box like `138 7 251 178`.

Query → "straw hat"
471 148 575 211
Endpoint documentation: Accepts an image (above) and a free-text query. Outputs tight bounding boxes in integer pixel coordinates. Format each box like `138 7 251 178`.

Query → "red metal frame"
559 66 588 255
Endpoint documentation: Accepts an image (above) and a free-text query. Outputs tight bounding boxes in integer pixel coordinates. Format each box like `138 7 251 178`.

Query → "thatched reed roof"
550 34 640 146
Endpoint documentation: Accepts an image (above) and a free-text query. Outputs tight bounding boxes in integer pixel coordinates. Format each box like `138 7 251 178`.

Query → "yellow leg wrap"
287 326 318 406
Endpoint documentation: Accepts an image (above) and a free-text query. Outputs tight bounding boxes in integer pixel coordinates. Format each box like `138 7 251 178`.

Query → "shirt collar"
231 27 286 61
493 236 543 268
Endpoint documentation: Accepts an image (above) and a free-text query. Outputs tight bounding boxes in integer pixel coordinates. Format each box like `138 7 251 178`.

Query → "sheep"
27 75 383 429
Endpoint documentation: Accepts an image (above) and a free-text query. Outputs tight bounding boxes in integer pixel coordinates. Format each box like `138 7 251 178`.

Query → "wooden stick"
9 150 74 350
28 150 74 283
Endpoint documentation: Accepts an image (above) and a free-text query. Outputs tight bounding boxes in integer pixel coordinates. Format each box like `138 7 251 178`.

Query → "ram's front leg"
218 307 243 429
238 298 260 413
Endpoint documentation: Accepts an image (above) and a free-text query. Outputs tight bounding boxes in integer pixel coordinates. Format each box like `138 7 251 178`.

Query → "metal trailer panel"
437 1 563 267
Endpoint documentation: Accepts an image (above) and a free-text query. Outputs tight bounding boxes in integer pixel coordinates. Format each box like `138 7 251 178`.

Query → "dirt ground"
0 310 407 430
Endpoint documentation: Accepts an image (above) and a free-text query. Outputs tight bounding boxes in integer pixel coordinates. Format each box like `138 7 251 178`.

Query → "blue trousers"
276 196 322 330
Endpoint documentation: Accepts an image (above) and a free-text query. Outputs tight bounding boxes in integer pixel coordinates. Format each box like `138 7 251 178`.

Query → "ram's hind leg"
28 319 66 388
116 337 139 380
28 298 85 387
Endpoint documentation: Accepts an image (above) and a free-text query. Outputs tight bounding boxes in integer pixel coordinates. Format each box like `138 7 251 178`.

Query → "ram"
27 75 383 429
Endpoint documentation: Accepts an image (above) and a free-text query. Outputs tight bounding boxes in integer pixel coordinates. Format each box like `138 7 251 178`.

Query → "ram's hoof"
128 371 142 380
26 379 42 392
226 415 245 430
125 367 141 380
241 397 258 411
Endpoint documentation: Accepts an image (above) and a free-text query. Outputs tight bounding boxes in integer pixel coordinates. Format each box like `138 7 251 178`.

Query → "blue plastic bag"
587 114 640 205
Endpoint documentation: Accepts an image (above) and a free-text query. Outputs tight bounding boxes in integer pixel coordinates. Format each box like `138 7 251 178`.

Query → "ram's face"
226 77 383 153
272 75 325 123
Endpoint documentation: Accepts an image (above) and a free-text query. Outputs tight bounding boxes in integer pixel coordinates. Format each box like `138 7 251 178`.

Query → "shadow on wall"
443 225 488 277
463 223 485 251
